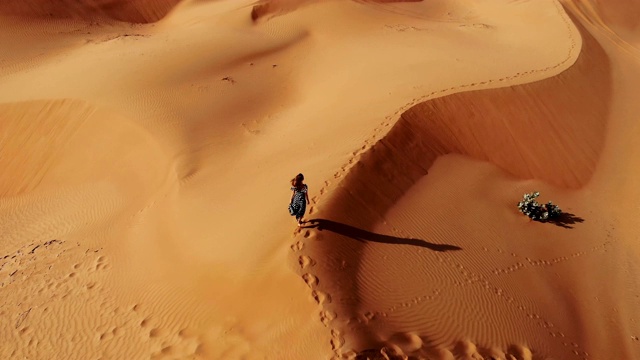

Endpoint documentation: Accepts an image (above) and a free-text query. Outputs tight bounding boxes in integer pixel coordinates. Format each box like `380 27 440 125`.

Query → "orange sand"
1 0 639 359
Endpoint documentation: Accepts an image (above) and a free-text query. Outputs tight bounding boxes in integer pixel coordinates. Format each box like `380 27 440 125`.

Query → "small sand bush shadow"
546 211 585 229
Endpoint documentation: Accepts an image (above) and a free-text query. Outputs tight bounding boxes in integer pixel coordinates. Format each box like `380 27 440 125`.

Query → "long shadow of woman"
304 219 462 252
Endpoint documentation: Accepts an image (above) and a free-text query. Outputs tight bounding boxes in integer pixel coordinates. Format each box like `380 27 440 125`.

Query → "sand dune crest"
0 0 183 23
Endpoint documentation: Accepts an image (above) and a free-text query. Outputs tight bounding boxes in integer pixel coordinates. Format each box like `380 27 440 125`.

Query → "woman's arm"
306 187 310 204
290 190 295 203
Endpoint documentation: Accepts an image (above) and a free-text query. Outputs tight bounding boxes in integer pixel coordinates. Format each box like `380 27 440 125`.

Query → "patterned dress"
289 185 308 218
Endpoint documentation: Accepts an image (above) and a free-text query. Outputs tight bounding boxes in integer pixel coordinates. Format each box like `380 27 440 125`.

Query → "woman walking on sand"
289 173 310 226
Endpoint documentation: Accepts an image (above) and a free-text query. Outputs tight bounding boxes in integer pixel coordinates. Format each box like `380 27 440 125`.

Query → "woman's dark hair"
291 173 304 189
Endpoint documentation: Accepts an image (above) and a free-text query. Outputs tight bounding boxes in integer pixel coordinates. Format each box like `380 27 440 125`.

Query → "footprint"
311 290 331 305
320 310 337 326
507 344 533 360
363 311 375 321
140 317 151 328
298 256 315 270
149 328 161 338
178 327 196 338
330 334 345 350
290 241 304 252
455 340 485 358
301 273 318 288
303 231 311 238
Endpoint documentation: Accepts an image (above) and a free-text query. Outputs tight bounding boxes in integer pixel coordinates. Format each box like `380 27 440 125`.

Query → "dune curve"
295 8 619 360
0 0 183 23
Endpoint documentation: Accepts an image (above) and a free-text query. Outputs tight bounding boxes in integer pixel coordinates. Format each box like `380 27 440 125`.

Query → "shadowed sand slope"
590 0 640 31
0 0 182 23
390 19 609 190
564 0 640 54
251 0 422 22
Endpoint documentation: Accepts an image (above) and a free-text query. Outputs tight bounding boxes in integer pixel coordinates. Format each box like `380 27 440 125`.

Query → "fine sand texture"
1 0 640 359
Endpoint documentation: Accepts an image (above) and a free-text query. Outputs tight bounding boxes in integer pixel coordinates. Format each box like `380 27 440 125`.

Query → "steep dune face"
251 0 422 21
590 0 640 36
0 0 182 23
296 11 631 360
392 21 609 190
565 0 640 50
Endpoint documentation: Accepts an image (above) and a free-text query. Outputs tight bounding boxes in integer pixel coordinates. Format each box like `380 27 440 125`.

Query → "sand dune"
0 0 182 23
1 0 640 359
293 2 640 359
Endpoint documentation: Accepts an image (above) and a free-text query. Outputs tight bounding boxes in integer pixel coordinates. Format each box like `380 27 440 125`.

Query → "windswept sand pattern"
0 237 203 359
354 221 619 359
489 237 615 277
0 239 111 358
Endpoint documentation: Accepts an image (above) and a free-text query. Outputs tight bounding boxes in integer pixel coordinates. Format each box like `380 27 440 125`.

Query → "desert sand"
1 0 639 359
